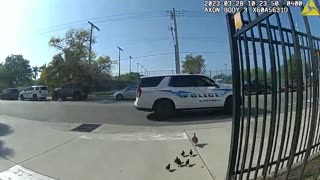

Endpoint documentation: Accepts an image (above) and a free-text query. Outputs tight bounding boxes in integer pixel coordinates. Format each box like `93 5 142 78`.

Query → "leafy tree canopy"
182 54 206 74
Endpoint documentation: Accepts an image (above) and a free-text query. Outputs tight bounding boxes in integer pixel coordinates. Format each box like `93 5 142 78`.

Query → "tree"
41 28 113 89
0 63 8 89
2 55 32 87
118 72 141 82
182 54 206 74
48 28 93 82
93 56 113 75
243 67 265 81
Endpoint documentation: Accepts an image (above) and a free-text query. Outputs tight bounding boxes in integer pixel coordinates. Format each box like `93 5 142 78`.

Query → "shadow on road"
0 123 14 157
147 109 232 122
196 143 209 148
243 107 272 117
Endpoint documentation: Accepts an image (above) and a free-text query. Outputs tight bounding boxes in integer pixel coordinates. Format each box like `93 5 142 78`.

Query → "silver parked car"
114 86 137 100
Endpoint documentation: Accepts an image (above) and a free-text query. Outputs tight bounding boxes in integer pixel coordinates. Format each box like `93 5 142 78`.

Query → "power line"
34 12 168 36
121 52 174 60
99 36 225 48
33 10 219 36
34 15 168 36
36 11 167 32
119 51 230 61
180 51 230 54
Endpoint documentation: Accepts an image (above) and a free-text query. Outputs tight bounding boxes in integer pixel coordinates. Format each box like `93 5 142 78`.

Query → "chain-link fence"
110 69 233 84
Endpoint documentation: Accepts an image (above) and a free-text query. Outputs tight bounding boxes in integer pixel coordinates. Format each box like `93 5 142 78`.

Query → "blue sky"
0 0 319 76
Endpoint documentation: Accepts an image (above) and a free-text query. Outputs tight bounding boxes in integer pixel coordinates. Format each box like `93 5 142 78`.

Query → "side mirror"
214 84 220 88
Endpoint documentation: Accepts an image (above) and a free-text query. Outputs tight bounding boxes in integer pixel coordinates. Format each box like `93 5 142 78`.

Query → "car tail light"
136 86 142 98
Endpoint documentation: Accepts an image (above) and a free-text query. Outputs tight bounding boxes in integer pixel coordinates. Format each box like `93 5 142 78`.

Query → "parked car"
0 88 19 100
114 85 137 100
281 81 305 92
134 74 233 120
243 79 272 95
52 82 89 101
19 85 48 101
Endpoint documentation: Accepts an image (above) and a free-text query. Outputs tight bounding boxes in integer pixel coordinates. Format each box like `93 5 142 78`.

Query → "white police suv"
19 85 48 101
134 74 233 119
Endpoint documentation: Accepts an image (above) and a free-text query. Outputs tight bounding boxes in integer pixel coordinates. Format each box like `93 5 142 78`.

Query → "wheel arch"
152 98 176 111
224 95 233 105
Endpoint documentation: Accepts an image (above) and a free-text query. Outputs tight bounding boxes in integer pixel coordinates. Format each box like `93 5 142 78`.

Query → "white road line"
0 165 57 180
80 133 188 141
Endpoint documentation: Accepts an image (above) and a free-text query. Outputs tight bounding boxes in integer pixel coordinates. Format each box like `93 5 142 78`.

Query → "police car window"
127 87 136 90
9 89 18 93
169 76 196 87
195 76 216 87
27 87 33 91
139 77 165 87
63 84 72 88
41 87 48 90
36 87 40 90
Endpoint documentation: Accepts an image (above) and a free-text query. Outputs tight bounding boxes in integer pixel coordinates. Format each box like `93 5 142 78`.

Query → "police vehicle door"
166 76 197 109
194 76 223 108
26 87 33 99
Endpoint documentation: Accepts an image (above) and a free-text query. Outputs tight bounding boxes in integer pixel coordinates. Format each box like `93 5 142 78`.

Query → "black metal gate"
226 3 320 180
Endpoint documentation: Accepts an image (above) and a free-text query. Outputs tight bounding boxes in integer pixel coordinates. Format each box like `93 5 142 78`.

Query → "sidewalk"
0 115 231 180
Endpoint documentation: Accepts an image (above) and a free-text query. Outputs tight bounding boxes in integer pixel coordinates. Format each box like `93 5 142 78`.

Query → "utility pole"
141 66 144 75
225 64 228 75
145 68 147 75
88 21 100 76
129 56 132 73
209 69 212 78
117 46 124 77
137 63 139 73
170 8 181 74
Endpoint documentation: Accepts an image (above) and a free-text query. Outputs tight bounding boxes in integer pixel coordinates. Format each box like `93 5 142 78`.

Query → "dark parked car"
243 80 272 95
281 81 305 92
52 82 89 101
0 88 19 100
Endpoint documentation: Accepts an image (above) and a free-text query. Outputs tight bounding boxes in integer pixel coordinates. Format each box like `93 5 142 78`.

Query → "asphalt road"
0 98 232 127
246 91 311 115
0 91 312 127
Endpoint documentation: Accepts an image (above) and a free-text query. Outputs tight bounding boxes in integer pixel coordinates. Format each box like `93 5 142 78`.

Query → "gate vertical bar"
226 13 241 180
299 5 320 178
247 11 260 180
261 17 278 179
285 8 304 179
273 12 290 179
239 29 252 180
253 17 268 180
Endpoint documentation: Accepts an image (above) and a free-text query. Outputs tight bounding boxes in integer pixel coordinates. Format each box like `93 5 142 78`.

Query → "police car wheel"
116 94 124 101
33 94 38 101
153 99 175 120
224 96 233 114
52 93 59 101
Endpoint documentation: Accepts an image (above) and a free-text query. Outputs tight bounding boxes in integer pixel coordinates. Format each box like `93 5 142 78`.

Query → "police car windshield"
198 76 217 87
